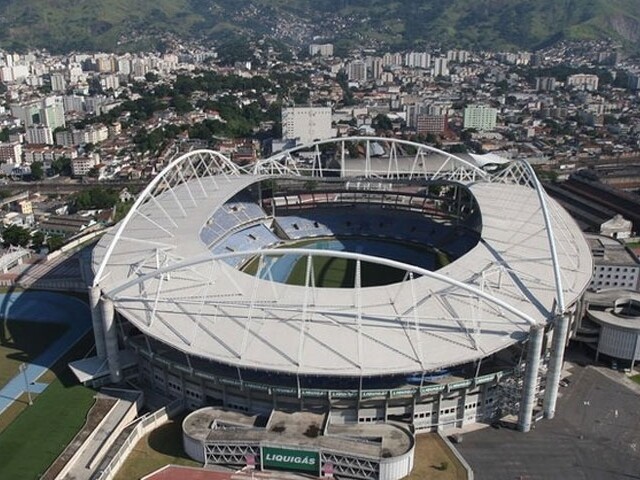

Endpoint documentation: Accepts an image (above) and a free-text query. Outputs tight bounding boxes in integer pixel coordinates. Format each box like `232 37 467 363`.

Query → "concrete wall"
599 326 640 360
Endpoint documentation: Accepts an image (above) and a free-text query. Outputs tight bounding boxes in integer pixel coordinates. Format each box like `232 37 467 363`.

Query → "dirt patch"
403 433 466 480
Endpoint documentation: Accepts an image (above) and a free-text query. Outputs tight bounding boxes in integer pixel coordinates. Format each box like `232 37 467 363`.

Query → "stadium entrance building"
86 137 592 445
182 407 414 480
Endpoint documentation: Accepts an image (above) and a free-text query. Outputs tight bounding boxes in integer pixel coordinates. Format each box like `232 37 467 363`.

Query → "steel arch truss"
105 248 539 376
92 137 593 379
489 159 583 314
93 149 240 285
254 136 490 183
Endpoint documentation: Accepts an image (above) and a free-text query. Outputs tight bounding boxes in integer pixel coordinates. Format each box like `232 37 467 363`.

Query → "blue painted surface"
0 291 91 415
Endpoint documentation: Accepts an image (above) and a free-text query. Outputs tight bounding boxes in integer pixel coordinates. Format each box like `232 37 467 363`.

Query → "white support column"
518 325 544 432
543 313 570 419
101 297 122 383
88 286 106 359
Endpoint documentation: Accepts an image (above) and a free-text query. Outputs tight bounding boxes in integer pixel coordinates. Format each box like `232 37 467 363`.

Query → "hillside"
0 0 639 52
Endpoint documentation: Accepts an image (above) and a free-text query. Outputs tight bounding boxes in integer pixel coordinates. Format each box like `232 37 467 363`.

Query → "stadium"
88 137 592 477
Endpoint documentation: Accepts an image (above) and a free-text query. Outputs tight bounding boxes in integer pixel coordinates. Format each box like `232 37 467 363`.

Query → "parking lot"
456 364 640 480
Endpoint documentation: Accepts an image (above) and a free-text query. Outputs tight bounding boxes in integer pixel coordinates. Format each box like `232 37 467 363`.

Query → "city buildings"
347 59 367 83
0 141 22 165
566 73 599 91
281 106 334 145
432 57 449 77
25 124 54 145
463 105 498 131
71 155 98 177
416 114 447 134
587 234 640 291
309 43 334 57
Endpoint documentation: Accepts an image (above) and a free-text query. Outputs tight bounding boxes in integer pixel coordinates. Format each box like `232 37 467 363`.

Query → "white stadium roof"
92 137 593 377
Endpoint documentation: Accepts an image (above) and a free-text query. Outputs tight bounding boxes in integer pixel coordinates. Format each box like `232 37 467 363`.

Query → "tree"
46 235 64 252
52 156 72 176
217 36 253 65
88 76 104 96
31 231 45 249
2 225 31 247
145 71 159 83
30 161 44 180
73 187 118 210
448 144 468 153
171 95 193 114
372 114 393 131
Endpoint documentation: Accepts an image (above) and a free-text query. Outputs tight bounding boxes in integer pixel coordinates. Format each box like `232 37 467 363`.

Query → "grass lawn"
114 418 200 480
403 433 467 480
0 320 69 387
0 372 95 479
0 332 96 480
631 374 640 385
0 393 34 435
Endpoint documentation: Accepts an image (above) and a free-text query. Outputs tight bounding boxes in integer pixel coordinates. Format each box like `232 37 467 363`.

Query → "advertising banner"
262 446 320 474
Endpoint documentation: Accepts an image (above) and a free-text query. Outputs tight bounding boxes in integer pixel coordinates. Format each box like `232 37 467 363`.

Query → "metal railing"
93 398 184 480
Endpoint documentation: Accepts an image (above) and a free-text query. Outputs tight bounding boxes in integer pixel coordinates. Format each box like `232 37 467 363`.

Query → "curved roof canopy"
92 137 593 377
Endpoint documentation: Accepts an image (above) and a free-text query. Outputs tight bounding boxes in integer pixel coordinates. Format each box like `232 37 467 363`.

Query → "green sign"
261 446 319 474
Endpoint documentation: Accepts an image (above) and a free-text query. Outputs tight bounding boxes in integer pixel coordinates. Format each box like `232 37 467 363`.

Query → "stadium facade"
87 137 592 475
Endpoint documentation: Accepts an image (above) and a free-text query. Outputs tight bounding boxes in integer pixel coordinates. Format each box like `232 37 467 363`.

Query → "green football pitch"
242 237 451 288
286 254 408 287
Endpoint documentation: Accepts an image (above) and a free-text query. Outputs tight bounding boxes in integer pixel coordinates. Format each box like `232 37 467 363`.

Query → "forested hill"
0 0 639 52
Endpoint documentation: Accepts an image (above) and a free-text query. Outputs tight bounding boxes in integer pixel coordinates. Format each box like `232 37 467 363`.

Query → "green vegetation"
0 320 68 387
631 374 640 385
72 186 119 210
0 393 31 434
76 71 287 150
0 330 96 480
0 375 95 479
30 161 44 181
51 156 72 177
0 0 201 52
2 225 31 247
2 0 640 52
113 418 199 480
46 234 65 252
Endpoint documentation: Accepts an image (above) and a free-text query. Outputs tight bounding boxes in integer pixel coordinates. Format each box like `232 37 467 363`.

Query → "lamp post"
19 363 33 406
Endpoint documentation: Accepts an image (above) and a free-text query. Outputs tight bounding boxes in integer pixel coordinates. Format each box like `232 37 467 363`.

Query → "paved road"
0 291 92 415
457 364 640 480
